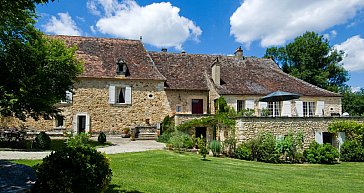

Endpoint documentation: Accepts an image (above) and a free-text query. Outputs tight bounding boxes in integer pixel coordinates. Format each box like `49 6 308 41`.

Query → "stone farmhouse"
2 35 351 146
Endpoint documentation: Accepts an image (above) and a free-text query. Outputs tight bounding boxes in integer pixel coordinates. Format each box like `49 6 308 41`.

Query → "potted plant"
121 128 130 138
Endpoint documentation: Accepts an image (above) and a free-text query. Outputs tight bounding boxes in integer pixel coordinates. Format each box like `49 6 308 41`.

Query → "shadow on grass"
201 158 211 161
106 184 143 193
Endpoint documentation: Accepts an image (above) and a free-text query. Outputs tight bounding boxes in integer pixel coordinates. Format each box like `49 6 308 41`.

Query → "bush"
66 132 90 148
235 143 252 160
33 132 51 150
252 133 280 163
209 140 221 157
340 140 364 162
33 146 112 193
197 137 209 160
304 142 339 164
98 132 107 143
168 131 193 151
157 132 172 143
275 131 304 163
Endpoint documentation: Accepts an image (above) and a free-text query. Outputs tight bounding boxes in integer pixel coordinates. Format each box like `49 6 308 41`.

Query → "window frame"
268 101 282 117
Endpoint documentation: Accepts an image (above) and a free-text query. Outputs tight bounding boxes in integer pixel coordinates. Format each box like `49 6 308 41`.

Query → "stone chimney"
161 48 167 52
211 57 221 86
234 46 243 58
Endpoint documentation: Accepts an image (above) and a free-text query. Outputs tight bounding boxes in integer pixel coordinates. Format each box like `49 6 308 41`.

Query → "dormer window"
116 59 129 76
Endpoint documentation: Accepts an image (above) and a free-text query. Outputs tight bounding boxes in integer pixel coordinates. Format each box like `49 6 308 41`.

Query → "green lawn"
13 150 364 193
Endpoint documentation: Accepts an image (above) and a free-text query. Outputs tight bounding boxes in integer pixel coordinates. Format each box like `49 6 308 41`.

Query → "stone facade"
166 90 209 115
2 78 170 134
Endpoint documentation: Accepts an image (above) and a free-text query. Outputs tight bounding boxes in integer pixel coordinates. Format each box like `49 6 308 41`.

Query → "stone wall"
1 78 170 134
166 90 209 115
235 117 364 148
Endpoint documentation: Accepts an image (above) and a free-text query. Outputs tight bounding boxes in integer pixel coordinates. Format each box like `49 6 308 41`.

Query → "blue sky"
35 0 364 90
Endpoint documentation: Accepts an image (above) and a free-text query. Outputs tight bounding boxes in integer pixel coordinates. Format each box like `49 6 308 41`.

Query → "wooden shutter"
233 100 238 111
338 132 346 145
281 101 291 117
316 101 325 117
259 102 268 109
72 115 77 134
125 86 132 104
66 91 73 103
108 86 116 104
295 101 303 117
85 115 90 133
315 132 323 144
245 99 255 110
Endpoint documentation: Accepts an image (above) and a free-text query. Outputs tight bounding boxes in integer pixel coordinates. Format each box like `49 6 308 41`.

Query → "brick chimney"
211 57 220 86
234 46 243 58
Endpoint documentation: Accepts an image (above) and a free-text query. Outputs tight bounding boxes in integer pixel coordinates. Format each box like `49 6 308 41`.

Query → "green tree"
340 87 364 116
0 0 83 120
265 31 348 92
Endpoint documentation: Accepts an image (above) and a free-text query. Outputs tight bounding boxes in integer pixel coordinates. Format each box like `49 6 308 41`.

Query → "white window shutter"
108 86 116 104
85 115 90 133
281 101 291 117
259 102 268 109
316 101 325 117
338 132 346 145
125 86 132 104
233 100 238 111
72 115 77 134
295 101 303 117
66 91 73 103
245 99 255 110
315 132 323 144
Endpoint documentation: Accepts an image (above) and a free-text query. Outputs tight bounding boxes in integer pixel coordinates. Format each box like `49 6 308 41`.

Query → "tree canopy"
340 87 364 116
264 31 348 92
0 0 83 120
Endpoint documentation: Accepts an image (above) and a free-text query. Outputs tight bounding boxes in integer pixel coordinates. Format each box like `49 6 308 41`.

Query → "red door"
192 99 203 114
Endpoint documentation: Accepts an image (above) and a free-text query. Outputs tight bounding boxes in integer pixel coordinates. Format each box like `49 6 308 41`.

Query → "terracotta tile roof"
51 35 165 80
149 52 340 97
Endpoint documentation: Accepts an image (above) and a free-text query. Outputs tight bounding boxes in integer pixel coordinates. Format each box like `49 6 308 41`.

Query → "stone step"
137 133 158 140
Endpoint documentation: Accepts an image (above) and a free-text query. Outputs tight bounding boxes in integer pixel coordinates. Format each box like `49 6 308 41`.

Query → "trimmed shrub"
197 137 209 160
340 140 364 162
98 132 107 143
33 146 112 193
209 140 222 157
66 132 90 148
157 132 172 143
254 133 280 163
304 142 339 164
33 132 51 150
235 143 252 160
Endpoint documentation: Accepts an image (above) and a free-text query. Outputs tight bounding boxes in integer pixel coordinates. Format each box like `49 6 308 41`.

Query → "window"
109 85 132 104
303 102 315 117
237 100 244 112
116 59 128 76
176 105 182 113
268 101 281 117
61 91 73 104
55 115 64 128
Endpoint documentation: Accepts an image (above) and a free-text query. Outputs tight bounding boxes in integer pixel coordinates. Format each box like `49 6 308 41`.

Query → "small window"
55 115 64 128
109 85 132 105
116 59 129 76
176 105 182 113
237 100 244 112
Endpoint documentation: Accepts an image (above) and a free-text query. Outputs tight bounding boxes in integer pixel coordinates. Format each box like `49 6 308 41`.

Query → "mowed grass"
13 150 364 193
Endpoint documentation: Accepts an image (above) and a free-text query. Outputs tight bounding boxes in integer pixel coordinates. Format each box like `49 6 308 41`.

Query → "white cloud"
90 25 97 34
335 35 364 72
323 30 337 40
230 0 364 47
43 12 81 36
351 86 361 92
87 0 202 49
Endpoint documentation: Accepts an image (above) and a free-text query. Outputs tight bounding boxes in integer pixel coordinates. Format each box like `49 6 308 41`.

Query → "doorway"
78 115 86 133
195 127 207 139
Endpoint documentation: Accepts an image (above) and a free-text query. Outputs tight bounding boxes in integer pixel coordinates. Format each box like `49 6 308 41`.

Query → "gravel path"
0 137 165 160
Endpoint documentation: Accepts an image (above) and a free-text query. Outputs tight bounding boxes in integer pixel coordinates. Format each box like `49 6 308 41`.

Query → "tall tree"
0 0 83 120
264 31 348 92
340 87 364 116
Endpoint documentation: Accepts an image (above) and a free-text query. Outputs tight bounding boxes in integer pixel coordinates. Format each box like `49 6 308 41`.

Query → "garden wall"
235 117 364 148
